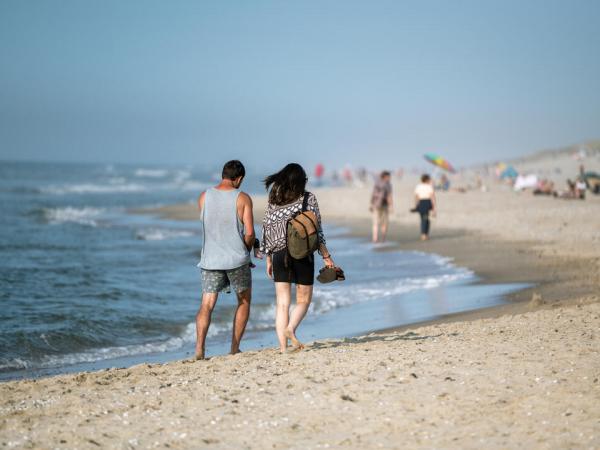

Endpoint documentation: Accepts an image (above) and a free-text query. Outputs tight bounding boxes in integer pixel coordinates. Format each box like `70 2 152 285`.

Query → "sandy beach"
2 147 600 449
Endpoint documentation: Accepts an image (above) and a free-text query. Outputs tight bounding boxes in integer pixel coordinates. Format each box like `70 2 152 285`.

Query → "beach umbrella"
423 153 456 173
500 165 518 179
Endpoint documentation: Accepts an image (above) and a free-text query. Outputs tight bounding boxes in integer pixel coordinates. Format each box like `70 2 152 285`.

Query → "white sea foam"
0 358 29 371
43 183 147 194
173 170 191 183
135 228 195 241
107 176 127 185
0 322 231 372
177 181 210 191
311 270 472 315
42 180 208 195
42 207 104 227
134 168 169 178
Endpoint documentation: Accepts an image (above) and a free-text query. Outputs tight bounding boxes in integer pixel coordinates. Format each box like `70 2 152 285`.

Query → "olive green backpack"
287 193 319 259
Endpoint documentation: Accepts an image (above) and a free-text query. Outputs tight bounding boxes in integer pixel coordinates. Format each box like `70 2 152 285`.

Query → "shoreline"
128 189 600 360
2 185 600 448
0 218 525 383
341 219 599 324
8 186 595 382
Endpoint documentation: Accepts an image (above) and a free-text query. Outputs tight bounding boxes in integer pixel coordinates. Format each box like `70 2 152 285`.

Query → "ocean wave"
43 183 147 195
177 181 210 191
311 271 473 315
41 180 208 195
40 206 104 227
134 168 169 178
0 322 229 373
174 170 191 183
135 227 196 241
5 186 42 195
107 176 127 185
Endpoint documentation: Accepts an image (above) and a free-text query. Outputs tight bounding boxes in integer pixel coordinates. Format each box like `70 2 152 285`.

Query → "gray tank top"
200 188 250 270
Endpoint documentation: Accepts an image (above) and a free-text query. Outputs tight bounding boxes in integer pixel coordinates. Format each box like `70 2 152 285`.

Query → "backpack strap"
302 191 309 212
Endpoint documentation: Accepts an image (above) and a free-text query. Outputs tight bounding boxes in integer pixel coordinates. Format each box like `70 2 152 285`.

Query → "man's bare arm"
238 192 255 250
197 191 206 215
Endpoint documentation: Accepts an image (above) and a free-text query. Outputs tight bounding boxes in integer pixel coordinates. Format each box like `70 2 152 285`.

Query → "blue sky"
1 0 599 170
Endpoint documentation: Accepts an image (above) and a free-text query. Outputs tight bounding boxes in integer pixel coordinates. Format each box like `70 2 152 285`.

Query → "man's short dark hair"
222 160 246 180
421 174 431 183
381 171 391 178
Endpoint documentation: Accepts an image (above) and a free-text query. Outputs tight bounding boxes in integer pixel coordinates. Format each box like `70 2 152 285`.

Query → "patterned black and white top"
260 192 326 256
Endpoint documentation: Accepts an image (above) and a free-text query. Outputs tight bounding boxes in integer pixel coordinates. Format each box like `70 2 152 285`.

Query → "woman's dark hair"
264 163 307 205
421 174 431 183
222 160 245 180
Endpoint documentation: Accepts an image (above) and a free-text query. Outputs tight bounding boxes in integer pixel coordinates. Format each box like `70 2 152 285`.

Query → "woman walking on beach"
414 174 436 240
260 163 335 352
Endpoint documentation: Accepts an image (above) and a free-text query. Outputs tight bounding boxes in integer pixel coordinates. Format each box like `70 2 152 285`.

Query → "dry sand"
2 148 600 449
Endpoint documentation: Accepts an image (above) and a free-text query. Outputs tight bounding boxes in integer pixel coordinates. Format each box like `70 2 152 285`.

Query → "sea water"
0 161 527 380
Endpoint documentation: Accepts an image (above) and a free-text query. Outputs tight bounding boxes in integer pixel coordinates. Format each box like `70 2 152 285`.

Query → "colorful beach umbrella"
423 153 456 173
500 165 518 179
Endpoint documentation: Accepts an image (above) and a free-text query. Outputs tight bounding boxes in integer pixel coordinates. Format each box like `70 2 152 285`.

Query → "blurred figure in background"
413 174 436 241
342 165 353 185
370 171 393 243
356 167 368 185
436 173 450 191
314 163 325 187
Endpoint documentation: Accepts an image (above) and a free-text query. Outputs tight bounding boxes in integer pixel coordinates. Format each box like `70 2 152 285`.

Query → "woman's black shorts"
272 250 314 285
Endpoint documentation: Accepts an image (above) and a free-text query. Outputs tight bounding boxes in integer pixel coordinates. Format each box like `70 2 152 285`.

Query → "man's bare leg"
372 214 379 243
275 282 292 352
285 284 313 350
230 288 251 355
195 292 218 360
380 217 388 242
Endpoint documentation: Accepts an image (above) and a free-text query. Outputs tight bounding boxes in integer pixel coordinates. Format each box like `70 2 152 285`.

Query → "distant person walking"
260 163 335 353
413 174 436 241
370 171 393 243
195 160 255 360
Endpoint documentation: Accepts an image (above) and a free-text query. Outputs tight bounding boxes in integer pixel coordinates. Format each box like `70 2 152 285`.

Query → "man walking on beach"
370 170 393 243
195 160 255 360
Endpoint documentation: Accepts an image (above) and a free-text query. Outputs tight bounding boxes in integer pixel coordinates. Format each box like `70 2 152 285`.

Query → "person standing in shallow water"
195 160 255 360
414 174 436 241
370 171 393 243
260 163 335 353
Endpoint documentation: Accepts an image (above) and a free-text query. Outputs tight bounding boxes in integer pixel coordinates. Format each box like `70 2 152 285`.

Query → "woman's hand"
266 256 273 279
323 255 335 268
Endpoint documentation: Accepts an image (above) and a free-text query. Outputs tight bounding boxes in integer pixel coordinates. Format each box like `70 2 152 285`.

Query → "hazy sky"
1 0 599 170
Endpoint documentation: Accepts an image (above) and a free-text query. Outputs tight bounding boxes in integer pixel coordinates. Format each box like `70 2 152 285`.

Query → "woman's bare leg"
275 282 292 353
286 284 313 349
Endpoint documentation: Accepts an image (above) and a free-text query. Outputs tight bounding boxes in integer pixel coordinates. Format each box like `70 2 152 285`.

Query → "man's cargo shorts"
201 264 251 294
